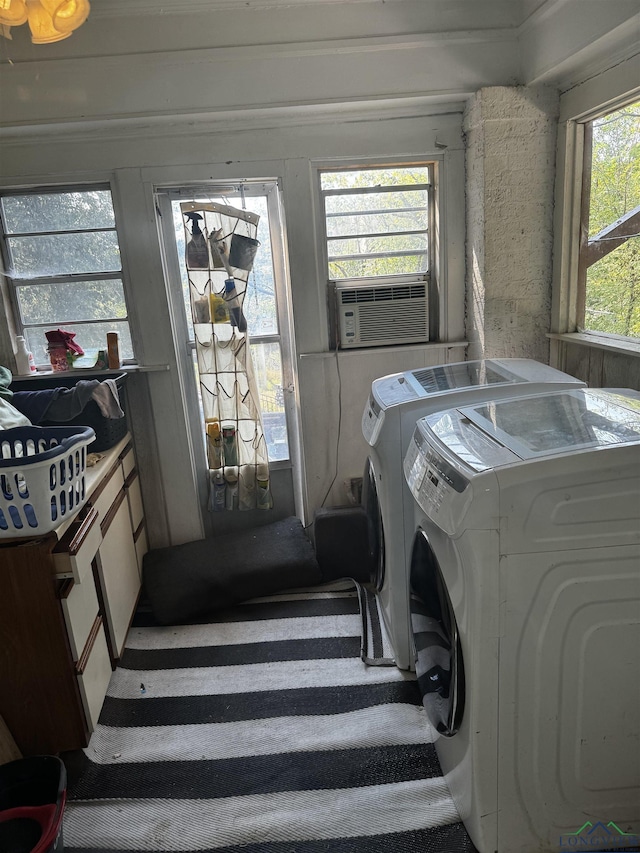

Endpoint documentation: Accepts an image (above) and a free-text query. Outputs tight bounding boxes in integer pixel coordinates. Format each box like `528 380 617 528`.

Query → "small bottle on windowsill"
15 336 36 375
107 331 121 369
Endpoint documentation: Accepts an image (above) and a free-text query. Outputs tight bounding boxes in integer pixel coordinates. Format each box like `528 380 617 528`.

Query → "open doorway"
155 181 303 535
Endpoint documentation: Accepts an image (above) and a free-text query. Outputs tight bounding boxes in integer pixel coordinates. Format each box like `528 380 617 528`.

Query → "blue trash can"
0 756 66 853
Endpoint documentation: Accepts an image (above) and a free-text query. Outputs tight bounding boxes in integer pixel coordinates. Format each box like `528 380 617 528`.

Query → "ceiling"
0 0 638 135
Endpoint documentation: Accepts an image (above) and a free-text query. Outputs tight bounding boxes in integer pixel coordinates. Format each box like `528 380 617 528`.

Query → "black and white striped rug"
353 581 396 666
64 580 477 852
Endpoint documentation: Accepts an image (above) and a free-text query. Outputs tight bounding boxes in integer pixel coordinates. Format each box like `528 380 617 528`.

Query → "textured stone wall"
463 86 560 361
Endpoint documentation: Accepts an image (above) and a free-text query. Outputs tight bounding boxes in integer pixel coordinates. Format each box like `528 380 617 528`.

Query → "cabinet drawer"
126 471 144 532
60 574 100 662
53 507 102 583
92 464 125 523
76 617 112 733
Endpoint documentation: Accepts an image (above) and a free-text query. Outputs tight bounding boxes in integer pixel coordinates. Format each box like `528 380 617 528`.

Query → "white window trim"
154 180 301 474
550 83 640 361
0 182 135 369
312 155 447 347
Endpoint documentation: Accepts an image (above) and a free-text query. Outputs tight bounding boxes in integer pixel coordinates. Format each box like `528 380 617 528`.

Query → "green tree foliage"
321 166 431 280
585 102 640 338
1 189 132 360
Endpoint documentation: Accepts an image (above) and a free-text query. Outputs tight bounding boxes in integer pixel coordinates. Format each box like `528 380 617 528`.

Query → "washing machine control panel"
362 393 384 445
363 375 420 445
404 430 471 534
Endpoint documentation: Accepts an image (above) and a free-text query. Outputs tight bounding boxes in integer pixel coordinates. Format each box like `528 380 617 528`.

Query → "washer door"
362 456 385 591
409 528 464 736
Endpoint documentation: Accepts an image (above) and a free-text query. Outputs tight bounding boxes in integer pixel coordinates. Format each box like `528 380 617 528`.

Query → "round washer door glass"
409 529 464 736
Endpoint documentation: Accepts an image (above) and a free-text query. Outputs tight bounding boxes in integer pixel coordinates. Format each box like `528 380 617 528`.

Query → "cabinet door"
76 618 113 732
126 471 145 533
96 493 141 659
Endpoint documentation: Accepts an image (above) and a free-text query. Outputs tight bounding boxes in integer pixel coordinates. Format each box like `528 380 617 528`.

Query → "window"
319 164 432 281
579 100 640 340
0 187 133 366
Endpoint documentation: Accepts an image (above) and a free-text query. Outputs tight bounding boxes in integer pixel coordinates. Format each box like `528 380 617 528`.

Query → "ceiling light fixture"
0 0 90 44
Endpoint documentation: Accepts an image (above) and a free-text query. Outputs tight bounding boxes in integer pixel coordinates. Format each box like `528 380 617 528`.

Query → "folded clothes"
92 379 124 418
12 379 124 424
11 388 63 424
41 380 100 421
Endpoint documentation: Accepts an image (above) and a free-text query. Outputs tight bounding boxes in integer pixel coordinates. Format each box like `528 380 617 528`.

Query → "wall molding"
0 95 469 144
1 27 515 69
86 0 529 18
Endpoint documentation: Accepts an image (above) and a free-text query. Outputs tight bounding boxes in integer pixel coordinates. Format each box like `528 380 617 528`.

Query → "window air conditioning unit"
334 280 429 349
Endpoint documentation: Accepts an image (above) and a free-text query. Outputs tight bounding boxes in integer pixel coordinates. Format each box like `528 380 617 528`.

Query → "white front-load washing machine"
403 387 640 853
360 358 586 670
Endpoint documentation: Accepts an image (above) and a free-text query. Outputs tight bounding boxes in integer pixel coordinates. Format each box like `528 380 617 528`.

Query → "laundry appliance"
360 358 585 670
403 387 640 853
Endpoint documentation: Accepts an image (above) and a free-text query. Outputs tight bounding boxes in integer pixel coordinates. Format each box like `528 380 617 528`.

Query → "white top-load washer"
403 387 640 853
360 358 585 670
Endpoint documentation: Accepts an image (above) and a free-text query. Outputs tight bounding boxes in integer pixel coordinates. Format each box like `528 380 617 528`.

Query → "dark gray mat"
143 516 321 625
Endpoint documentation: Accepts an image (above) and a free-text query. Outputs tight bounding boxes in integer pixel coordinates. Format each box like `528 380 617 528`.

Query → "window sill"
547 332 640 358
299 341 469 359
11 363 171 381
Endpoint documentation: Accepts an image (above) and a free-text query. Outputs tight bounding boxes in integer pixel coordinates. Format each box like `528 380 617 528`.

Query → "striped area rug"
64 580 477 853
353 581 396 666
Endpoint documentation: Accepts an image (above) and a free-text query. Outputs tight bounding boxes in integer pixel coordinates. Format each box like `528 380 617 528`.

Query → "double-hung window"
318 163 433 348
578 100 640 341
319 164 432 280
0 186 133 367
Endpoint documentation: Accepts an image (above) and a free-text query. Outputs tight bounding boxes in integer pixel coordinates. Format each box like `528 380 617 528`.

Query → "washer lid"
372 357 578 409
424 388 640 471
371 360 516 410
404 359 520 397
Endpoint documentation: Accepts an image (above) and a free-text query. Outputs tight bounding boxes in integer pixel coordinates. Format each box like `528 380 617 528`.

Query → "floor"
62 580 477 853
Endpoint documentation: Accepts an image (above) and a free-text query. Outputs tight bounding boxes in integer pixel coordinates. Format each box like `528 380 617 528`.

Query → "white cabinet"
88 435 147 662
76 617 113 732
96 492 141 658
0 433 147 755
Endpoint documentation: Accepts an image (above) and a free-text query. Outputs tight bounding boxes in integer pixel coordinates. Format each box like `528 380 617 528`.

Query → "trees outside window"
0 187 133 365
319 165 432 281
580 101 640 340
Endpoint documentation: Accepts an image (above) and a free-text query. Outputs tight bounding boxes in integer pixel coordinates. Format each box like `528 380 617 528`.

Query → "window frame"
0 183 134 368
551 88 640 357
314 157 440 347
154 180 297 470
317 161 434 286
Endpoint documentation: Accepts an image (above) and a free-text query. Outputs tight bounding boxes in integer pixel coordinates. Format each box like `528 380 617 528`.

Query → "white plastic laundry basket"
0 426 95 539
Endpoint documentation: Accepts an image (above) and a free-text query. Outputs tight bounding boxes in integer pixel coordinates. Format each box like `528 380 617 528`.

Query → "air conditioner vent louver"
335 280 429 349
340 284 426 304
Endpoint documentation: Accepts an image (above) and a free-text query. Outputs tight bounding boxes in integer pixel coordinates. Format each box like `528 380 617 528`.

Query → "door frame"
154 179 304 531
